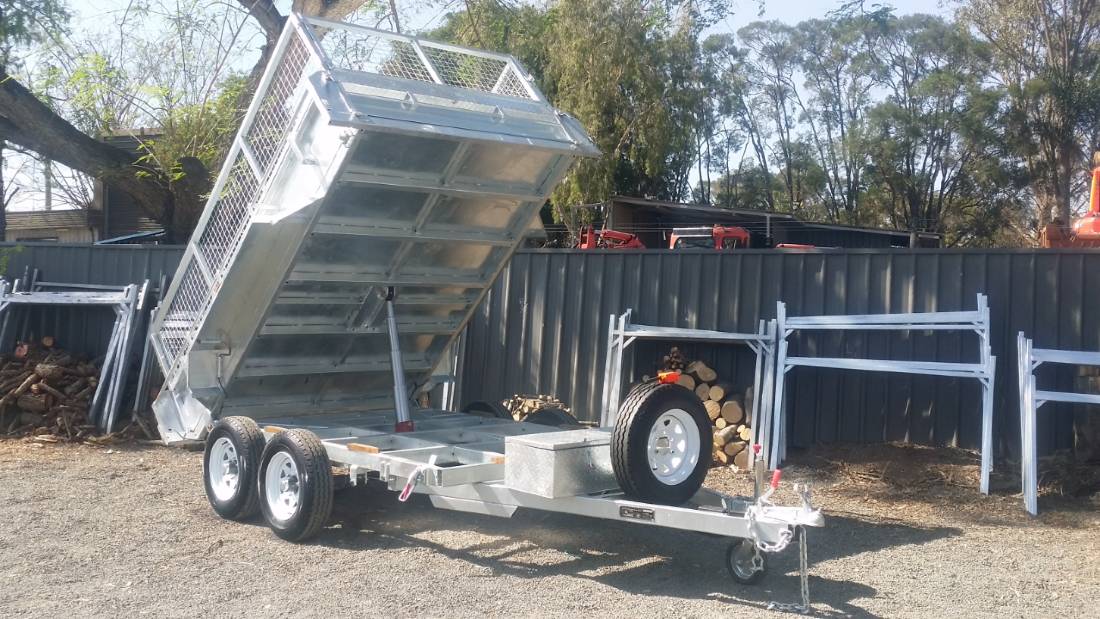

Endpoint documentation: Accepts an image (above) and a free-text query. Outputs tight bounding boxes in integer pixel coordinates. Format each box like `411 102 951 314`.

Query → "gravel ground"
0 439 1097 618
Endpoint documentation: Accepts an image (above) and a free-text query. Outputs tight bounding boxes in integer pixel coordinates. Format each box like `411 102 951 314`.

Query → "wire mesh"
157 33 311 374
158 262 209 374
197 155 259 276
495 65 531 99
312 21 534 100
318 27 435 83
247 33 310 172
421 45 509 94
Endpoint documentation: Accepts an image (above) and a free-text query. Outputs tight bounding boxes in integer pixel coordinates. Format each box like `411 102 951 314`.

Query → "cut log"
714 417 727 429
694 383 711 401
686 360 717 383
17 394 48 413
738 425 752 441
34 363 68 381
41 335 55 348
676 373 696 390
35 381 69 403
720 399 744 425
715 424 739 445
733 448 751 470
714 446 729 464
724 441 746 457
704 400 721 420
709 382 735 402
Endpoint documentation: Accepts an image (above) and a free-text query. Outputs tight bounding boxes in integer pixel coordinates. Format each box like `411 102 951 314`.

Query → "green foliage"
138 74 247 183
0 0 69 67
0 244 22 277
430 0 724 222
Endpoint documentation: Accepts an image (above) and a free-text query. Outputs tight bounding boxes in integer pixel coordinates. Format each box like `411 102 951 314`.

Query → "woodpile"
502 393 573 421
0 337 149 443
658 349 755 470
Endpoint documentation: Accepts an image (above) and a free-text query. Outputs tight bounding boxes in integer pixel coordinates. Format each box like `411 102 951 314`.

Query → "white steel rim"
265 451 301 522
646 408 700 485
208 437 241 502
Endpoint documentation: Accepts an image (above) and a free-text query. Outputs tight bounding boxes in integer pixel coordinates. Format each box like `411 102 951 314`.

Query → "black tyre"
523 406 579 427
258 429 334 542
203 416 266 521
611 382 709 505
463 400 513 420
725 538 768 585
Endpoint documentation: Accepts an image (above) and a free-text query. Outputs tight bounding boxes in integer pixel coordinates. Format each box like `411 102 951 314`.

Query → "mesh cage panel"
197 156 258 276
422 46 508 93
495 65 530 99
313 22 534 100
157 32 313 375
247 34 310 172
319 27 435 83
158 263 209 374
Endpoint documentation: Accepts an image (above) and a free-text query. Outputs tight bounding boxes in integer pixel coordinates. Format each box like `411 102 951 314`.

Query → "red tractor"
668 225 751 249
577 223 815 250
576 224 646 249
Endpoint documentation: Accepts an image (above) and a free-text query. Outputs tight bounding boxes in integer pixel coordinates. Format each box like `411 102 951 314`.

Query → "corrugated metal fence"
461 249 1100 458
2 243 1095 458
0 242 184 357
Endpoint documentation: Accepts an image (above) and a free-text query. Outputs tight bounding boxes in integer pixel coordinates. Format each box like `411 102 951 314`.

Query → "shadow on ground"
286 481 962 618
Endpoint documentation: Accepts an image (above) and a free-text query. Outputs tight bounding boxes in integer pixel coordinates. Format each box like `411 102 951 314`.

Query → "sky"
5 0 953 212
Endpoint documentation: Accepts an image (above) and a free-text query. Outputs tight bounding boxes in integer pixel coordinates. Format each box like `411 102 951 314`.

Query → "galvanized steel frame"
772 293 996 487
1016 333 1100 515
258 410 819 544
0 279 149 433
599 310 779 465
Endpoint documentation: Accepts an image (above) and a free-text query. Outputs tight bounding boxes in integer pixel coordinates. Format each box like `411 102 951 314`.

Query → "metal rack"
1016 333 1100 515
0 279 149 432
772 294 996 486
600 310 778 462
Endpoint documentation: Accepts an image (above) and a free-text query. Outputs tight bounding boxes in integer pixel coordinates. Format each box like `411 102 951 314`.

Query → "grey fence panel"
461 248 1100 458
0 243 184 359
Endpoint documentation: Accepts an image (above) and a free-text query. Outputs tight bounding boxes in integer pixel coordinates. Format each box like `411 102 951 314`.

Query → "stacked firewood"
659 351 755 470
0 338 101 441
502 393 572 421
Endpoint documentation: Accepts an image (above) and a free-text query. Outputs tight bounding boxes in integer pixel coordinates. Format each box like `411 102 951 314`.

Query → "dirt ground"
0 439 1097 618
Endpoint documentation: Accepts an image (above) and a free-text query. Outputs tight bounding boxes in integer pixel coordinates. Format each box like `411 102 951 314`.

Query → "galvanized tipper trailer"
148 14 821 587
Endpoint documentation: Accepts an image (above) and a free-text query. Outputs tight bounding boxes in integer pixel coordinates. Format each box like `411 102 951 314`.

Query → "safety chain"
766 526 811 615
747 504 794 553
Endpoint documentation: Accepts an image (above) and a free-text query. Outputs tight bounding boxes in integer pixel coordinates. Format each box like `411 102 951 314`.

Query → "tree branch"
0 71 173 228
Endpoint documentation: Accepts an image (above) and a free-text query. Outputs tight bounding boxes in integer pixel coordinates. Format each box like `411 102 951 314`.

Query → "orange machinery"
1042 161 1100 248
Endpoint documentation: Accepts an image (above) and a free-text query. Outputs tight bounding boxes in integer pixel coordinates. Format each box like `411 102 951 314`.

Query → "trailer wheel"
258 429 333 542
611 382 709 505
523 406 579 427
203 416 266 521
463 400 512 420
725 539 767 585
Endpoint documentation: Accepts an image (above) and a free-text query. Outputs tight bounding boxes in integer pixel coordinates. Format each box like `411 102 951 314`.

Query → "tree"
0 0 70 239
542 0 714 215
792 16 875 221
0 0 367 241
737 21 802 210
861 15 1020 244
960 0 1100 226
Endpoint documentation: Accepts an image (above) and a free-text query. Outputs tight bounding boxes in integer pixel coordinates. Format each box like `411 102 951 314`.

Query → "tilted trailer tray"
148 13 822 593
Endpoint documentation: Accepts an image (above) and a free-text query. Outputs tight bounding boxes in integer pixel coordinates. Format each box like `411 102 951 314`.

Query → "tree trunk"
0 73 175 230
